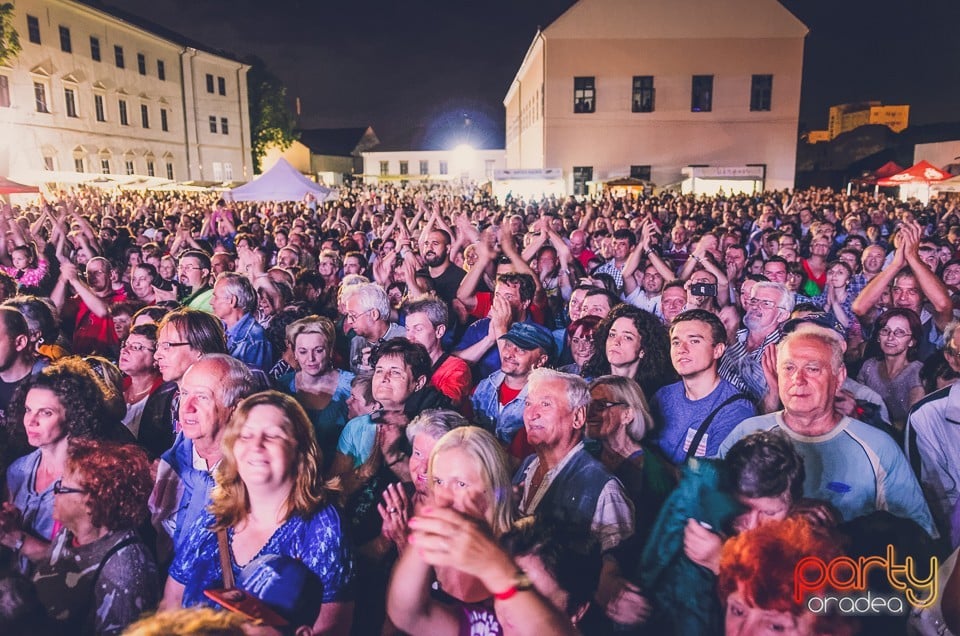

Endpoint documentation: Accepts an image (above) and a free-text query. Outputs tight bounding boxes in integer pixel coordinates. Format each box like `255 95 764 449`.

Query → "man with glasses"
719 282 794 412
341 282 405 374
651 310 755 465
853 220 953 361
177 250 214 313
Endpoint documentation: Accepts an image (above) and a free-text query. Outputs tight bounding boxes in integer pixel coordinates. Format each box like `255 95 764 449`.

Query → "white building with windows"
503 0 808 195
0 0 251 184
361 147 505 185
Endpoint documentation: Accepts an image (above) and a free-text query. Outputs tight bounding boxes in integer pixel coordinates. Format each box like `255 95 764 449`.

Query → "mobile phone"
690 283 717 297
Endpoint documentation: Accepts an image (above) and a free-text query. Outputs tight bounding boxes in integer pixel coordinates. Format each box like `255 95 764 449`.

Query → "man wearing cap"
471 322 553 446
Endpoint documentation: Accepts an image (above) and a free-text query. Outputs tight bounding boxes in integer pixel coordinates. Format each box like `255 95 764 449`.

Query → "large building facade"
0 0 251 184
503 0 808 195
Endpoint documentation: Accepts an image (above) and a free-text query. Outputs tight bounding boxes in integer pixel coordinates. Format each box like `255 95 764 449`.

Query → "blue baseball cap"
499 322 556 359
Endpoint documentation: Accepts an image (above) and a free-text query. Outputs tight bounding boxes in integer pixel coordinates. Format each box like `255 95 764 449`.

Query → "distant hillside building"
808 102 910 143
0 0 251 184
261 127 379 185
503 0 808 195
361 146 505 185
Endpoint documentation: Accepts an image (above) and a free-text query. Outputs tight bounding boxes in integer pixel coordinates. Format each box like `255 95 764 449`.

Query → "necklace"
125 385 152 403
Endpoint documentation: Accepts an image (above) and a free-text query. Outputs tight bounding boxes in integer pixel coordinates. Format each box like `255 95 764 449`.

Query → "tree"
246 56 297 174
0 2 21 65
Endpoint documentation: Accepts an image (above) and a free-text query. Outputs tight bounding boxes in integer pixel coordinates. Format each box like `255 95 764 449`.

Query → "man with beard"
52 256 126 357
419 229 464 305
177 250 214 313
718 281 794 412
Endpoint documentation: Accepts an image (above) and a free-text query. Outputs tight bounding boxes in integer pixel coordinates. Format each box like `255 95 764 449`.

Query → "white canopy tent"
227 158 337 202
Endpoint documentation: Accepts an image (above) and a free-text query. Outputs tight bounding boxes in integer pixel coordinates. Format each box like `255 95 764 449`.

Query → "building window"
59 26 71 53
379 161 388 176
64 88 77 117
160 108 168 131
166 163 174 180
439 161 448 175
140 104 149 128
221 117 228 135
399 161 408 175
119 99 129 126
224 163 233 180
147 161 155 177
691 75 713 112
0 76 9 108
419 160 428 175
209 116 217 133
101 158 110 174
206 74 214 93
485 159 495 179
90 36 101 61
212 162 223 181
573 166 593 196
630 165 652 181
750 74 773 112
94 94 105 121
632 76 655 113
34 82 49 113
114 45 124 69
157 60 166 81
125 160 135 175
43 157 54 171
27 15 40 44
137 53 146 75
74 157 84 173
573 77 595 113
217 76 226 96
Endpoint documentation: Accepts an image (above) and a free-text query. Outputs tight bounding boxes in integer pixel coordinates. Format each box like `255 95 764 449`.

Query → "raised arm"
852 245 901 319
901 220 953 330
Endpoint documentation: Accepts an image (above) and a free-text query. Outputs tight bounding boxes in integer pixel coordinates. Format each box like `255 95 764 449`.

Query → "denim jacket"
226 312 273 371
471 370 528 444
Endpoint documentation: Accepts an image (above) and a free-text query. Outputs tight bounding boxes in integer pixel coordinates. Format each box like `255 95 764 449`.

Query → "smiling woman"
160 390 356 635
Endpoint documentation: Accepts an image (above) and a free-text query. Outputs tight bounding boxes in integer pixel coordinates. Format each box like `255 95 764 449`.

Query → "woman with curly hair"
0 357 129 570
31 438 158 635
160 390 355 634
582 304 676 396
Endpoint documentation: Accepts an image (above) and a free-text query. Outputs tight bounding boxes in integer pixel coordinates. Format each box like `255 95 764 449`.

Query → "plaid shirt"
718 328 782 402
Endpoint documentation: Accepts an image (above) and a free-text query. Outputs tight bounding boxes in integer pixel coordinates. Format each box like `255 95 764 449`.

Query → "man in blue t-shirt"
651 309 755 465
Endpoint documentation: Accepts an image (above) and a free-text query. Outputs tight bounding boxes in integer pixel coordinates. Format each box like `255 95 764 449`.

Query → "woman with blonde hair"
160 390 355 635
278 315 355 466
587 375 675 546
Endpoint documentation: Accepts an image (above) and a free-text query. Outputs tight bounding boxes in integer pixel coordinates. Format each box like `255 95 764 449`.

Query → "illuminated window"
750 74 773 112
34 82 49 113
64 88 78 117
632 76 654 113
574 77 595 113
691 75 713 112
95 94 105 121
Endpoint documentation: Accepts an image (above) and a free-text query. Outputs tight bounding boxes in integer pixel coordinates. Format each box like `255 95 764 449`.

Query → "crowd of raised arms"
1 183 960 635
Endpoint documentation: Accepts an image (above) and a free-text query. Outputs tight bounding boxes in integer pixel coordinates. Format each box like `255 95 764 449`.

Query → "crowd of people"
0 183 958 634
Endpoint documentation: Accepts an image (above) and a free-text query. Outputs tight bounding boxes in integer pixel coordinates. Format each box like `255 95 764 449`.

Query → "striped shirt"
718 328 781 402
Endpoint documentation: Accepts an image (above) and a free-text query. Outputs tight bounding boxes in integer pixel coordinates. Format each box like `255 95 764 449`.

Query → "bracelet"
493 569 533 601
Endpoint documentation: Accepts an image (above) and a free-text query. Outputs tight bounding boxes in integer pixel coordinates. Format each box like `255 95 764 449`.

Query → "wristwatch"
494 568 534 601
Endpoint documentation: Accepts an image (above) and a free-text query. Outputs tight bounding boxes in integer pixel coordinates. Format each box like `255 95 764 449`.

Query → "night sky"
104 0 960 149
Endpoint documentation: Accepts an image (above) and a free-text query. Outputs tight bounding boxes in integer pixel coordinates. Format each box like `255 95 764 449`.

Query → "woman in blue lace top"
159 390 355 634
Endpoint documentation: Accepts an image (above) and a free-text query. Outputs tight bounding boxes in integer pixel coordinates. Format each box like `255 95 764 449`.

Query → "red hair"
68 438 152 530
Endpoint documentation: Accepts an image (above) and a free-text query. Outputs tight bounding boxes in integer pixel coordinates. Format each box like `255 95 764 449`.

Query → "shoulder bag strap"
685 393 751 461
88 535 139 605
217 528 236 589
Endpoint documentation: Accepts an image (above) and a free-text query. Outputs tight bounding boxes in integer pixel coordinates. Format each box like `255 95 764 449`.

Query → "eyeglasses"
345 308 374 323
588 400 627 414
178 264 202 272
879 327 910 339
121 341 156 353
156 341 192 351
571 336 594 348
52 479 87 496
746 298 781 310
